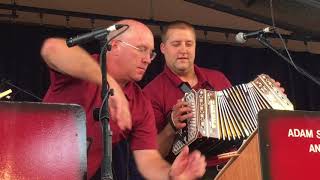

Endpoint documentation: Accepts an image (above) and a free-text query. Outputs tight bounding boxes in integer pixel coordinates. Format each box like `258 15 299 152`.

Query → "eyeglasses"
118 40 157 61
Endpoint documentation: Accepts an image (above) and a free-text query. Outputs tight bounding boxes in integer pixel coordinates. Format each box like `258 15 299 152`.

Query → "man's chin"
175 64 190 72
133 75 144 82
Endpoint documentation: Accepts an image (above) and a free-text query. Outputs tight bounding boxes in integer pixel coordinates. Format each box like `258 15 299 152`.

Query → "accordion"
172 74 294 156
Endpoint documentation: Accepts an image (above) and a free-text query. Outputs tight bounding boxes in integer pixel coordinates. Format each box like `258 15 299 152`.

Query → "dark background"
0 22 319 111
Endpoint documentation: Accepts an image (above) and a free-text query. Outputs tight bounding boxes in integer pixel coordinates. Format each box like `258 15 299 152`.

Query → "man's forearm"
134 150 172 180
41 38 102 84
134 148 206 180
157 124 176 157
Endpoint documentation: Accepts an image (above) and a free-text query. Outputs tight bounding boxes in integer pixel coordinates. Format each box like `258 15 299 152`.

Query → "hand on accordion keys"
170 74 293 157
170 99 194 131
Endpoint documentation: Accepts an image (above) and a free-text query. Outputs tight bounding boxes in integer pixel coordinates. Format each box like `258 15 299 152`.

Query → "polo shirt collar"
163 65 212 88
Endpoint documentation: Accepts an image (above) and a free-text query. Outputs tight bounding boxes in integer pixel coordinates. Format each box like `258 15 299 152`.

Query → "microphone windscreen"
235 32 246 44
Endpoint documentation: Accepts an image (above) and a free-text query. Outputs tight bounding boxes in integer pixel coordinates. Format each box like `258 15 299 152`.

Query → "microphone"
235 27 274 43
66 24 126 47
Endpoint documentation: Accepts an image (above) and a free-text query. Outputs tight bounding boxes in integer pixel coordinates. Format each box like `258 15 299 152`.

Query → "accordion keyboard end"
217 151 240 160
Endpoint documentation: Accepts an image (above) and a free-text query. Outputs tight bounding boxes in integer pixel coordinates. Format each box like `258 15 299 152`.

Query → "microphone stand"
66 25 128 180
67 32 114 180
256 34 320 86
99 38 113 180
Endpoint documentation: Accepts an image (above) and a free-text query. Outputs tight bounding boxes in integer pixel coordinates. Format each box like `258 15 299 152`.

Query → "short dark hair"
161 20 196 42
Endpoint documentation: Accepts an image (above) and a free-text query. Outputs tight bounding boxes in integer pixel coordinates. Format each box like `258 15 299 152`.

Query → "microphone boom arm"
256 35 320 87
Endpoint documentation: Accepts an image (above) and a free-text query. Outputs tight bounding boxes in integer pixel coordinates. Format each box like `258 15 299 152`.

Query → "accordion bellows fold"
172 74 294 156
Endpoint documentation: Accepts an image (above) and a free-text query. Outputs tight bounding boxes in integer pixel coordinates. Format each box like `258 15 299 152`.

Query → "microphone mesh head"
235 32 246 44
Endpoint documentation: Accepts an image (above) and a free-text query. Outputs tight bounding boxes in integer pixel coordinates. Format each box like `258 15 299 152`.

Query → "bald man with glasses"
41 19 206 180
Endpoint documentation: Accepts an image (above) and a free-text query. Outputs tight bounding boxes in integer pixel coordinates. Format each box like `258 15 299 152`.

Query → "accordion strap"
167 82 192 132
178 82 192 93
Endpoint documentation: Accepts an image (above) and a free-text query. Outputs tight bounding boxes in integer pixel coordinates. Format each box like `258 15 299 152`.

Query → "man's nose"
142 56 152 64
178 44 188 53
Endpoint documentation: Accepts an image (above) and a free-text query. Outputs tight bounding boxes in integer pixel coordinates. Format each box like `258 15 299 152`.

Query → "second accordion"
172 74 294 156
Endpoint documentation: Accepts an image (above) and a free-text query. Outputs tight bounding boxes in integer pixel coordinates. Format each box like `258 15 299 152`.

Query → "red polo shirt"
43 55 157 178
143 65 231 166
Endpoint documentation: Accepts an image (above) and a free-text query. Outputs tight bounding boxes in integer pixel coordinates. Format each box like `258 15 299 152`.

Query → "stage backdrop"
0 22 319 111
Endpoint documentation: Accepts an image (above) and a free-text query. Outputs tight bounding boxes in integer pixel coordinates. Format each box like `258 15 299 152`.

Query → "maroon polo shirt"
43 55 157 178
143 65 231 166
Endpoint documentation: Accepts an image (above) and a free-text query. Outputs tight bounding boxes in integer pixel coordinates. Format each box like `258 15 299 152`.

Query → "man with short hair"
143 20 232 178
41 19 206 180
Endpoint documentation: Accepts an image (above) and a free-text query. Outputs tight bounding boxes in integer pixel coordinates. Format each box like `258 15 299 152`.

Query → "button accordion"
172 74 294 156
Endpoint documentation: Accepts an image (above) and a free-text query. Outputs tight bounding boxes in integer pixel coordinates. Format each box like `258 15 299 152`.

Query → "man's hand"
108 82 132 130
270 78 286 94
275 81 285 93
171 100 194 130
169 146 206 180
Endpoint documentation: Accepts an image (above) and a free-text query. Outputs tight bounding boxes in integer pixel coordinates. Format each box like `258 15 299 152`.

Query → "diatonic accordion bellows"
172 74 294 156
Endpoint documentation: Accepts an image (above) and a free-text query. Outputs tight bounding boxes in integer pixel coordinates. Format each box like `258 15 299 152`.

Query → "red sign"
259 110 320 180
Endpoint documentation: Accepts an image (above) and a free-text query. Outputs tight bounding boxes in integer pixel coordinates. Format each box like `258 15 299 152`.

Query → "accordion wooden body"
172 74 294 156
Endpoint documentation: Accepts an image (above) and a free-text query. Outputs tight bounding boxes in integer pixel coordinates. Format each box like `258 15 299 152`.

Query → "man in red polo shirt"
41 19 206 180
143 21 232 178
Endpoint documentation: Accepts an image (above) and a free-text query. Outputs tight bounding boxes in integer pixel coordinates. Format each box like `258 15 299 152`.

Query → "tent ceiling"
186 0 320 40
0 0 319 54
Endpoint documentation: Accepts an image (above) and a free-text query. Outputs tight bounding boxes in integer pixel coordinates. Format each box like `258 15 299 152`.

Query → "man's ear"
110 40 120 55
160 42 165 54
110 40 119 49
